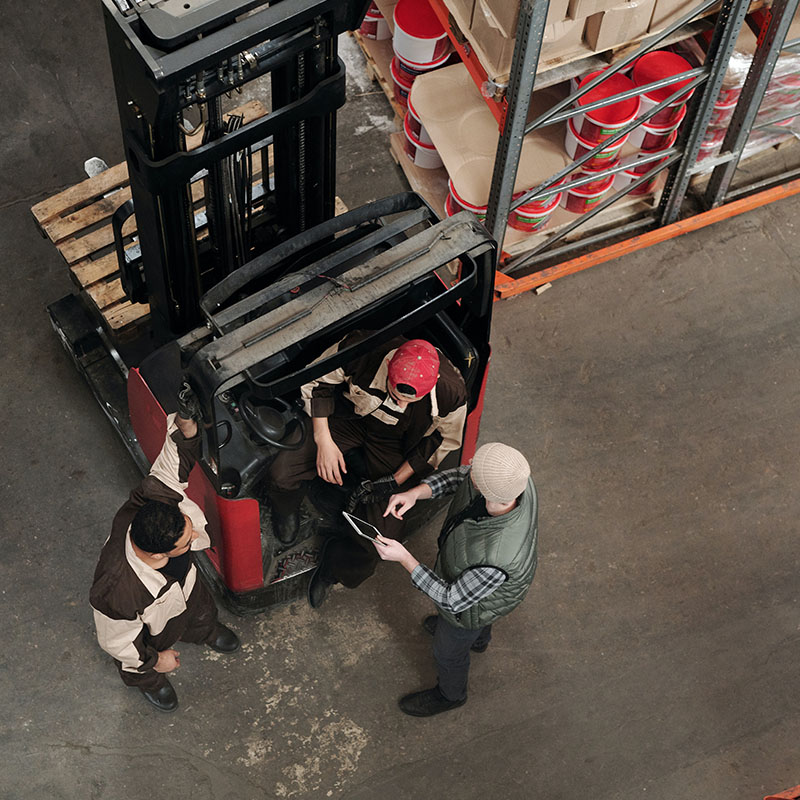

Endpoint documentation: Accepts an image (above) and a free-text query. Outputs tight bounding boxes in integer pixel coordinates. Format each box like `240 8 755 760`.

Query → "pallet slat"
351 31 406 121
31 162 130 229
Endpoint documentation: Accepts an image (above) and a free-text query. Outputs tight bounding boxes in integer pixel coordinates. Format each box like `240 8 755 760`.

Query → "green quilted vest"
434 473 538 630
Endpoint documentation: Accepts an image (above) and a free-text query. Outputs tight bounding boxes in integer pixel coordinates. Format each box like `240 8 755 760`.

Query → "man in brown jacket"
90 402 240 712
267 331 468 607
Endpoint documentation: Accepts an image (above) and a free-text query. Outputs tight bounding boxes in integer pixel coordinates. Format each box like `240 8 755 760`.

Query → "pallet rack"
365 0 800 298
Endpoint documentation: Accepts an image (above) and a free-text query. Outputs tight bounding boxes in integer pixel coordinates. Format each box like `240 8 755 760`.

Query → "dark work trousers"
269 415 410 588
116 574 219 691
433 614 493 701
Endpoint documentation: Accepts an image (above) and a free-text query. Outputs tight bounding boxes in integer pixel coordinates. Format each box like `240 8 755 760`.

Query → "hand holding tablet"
342 511 389 545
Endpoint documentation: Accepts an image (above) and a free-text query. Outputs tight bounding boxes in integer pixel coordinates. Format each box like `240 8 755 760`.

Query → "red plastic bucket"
629 152 668 175
393 0 450 65
704 128 726 147
403 113 442 169
697 139 721 162
390 57 415 108
709 98 738 127
508 190 561 232
717 84 741 105
560 173 614 214
628 104 686 149
632 51 695 126
448 180 487 221
572 164 619 193
394 49 451 78
565 117 629 169
574 69 640 143
627 130 677 175
406 97 433 145
613 167 658 196
510 179 565 215
359 9 390 40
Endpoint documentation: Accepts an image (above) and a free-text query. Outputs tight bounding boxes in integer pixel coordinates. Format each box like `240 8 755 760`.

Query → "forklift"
48 0 497 613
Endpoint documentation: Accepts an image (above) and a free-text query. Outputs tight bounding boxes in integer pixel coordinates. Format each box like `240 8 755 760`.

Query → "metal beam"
658 0 752 224
702 0 800 207
485 0 549 263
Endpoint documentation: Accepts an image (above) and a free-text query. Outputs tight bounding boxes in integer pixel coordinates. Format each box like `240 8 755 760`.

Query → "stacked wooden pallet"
31 99 270 338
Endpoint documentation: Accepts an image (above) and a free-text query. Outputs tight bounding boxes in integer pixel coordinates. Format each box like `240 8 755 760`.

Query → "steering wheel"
239 394 307 450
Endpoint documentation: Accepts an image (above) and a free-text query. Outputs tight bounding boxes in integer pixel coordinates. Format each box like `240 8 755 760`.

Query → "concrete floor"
3 2 800 798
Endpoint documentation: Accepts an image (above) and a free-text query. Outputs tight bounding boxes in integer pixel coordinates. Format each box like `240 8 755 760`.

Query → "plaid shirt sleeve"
410 563 507 614
421 464 472 498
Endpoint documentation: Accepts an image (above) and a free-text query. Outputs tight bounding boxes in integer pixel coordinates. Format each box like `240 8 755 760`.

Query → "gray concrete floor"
3 2 800 798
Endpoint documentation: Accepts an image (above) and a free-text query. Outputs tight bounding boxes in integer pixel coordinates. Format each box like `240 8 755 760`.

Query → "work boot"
308 537 336 609
308 570 333 608
398 686 466 717
272 509 300 545
140 679 179 713
422 615 489 653
207 623 241 653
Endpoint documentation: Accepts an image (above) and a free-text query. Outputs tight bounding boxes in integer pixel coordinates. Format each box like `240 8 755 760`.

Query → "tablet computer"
342 511 387 545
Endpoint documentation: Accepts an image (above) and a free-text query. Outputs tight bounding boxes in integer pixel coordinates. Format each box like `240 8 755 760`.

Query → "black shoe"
273 509 300 545
140 680 178 713
208 623 241 653
422 615 489 653
308 537 337 609
398 686 466 717
308 568 333 609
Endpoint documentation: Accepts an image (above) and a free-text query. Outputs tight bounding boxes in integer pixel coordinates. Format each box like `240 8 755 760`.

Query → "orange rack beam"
427 0 506 127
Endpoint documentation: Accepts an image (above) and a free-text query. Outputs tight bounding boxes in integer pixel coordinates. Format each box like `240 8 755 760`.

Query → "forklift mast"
102 0 369 341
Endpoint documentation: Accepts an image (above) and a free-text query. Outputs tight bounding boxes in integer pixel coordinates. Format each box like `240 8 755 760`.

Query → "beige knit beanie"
471 443 530 504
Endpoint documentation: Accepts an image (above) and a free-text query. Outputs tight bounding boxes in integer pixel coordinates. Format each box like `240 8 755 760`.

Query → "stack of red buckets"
559 50 694 215
358 2 391 41
390 0 452 170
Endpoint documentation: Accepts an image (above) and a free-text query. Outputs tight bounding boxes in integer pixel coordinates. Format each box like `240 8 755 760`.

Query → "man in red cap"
266 330 468 606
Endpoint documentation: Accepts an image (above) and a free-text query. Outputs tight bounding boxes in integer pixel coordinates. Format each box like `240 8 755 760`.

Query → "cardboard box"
481 0 518 37
445 0 476 29
470 0 516 74
584 0 656 51
547 0 572 26
470 0 585 76
481 0 570 38
569 0 625 19
649 0 720 34
541 15 587 61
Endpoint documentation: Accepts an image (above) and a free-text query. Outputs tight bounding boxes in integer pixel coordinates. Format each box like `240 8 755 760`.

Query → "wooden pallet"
351 30 406 121
389 132 448 218
31 99 271 336
32 99 349 339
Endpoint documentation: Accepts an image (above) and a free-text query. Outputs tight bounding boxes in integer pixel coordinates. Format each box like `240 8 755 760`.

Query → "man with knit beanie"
374 442 538 717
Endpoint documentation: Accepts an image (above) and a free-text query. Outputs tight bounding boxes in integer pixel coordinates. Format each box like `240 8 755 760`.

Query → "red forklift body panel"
128 366 264 593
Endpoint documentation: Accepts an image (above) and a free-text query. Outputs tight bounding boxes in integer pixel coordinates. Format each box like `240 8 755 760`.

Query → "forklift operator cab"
130 194 496 612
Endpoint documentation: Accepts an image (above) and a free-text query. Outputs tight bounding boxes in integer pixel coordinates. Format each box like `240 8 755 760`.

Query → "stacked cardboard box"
446 0 589 78
445 0 722 80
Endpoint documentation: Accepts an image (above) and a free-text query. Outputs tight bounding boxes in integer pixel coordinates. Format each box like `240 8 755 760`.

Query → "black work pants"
116 576 219 691
268 416 410 587
433 615 493 701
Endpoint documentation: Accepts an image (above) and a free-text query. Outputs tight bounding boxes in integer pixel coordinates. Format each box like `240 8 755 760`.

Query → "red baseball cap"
387 340 439 398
